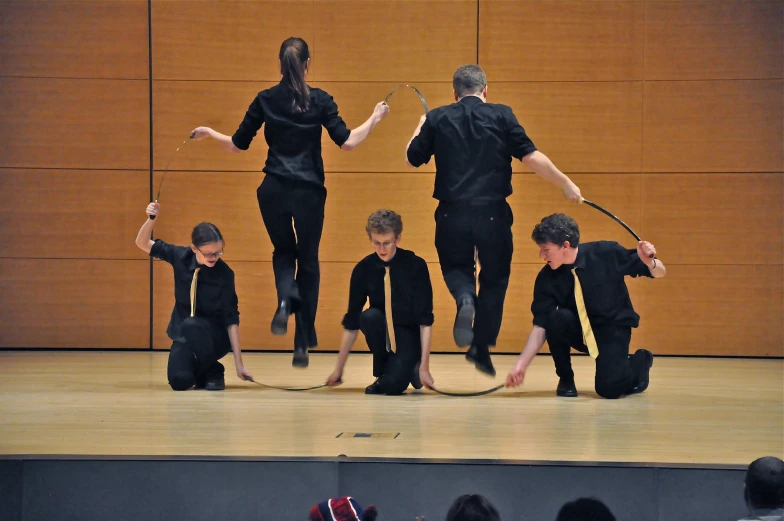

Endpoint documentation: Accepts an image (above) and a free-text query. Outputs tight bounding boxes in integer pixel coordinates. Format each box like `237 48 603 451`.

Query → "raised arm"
190 127 242 153
135 203 159 254
637 241 666 278
340 102 389 151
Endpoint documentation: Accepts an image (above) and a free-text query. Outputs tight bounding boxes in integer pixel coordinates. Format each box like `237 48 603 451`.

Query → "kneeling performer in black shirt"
327 210 435 395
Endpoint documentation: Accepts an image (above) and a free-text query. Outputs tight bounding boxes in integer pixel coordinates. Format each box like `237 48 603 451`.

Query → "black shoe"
365 380 383 395
628 349 654 395
410 362 423 390
204 375 225 391
466 345 495 377
556 378 578 397
271 300 289 336
292 344 309 368
453 295 475 347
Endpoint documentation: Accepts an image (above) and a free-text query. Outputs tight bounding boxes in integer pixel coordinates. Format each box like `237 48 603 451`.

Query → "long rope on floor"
428 383 505 397
243 376 331 392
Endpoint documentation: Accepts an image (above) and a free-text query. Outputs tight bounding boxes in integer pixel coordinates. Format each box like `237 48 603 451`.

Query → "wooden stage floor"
0 351 781 466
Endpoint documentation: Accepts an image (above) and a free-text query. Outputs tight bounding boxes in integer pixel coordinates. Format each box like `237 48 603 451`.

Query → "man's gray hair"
453 64 487 98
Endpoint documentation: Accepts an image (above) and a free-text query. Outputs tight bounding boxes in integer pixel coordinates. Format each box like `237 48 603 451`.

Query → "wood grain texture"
151 0 314 81
645 0 784 80
0 259 149 348
148 170 645 265
152 258 646 355
1 351 781 466
637 264 784 357
642 80 784 172
0 78 149 170
0 169 150 260
491 82 643 173
0 0 148 79
480 0 645 81
641 173 784 265
152 80 276 172
511 173 643 263
152 79 455 173
312 0 477 82
148 171 437 263
316 81 455 173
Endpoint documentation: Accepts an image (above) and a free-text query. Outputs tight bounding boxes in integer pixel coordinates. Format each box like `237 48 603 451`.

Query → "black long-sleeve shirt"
231 81 351 186
342 248 434 330
150 239 240 342
406 96 537 202
531 241 653 329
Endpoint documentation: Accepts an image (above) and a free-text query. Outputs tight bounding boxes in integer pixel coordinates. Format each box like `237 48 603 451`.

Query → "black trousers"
434 200 514 347
360 308 422 395
257 174 326 349
167 317 231 391
544 308 648 399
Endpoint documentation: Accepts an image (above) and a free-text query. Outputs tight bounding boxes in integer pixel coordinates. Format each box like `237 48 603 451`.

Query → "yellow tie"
384 266 396 353
572 269 599 359
190 267 200 317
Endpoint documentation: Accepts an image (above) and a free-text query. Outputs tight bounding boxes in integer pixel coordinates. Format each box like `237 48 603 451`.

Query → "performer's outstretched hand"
190 126 212 141
236 365 252 382
506 366 527 388
326 369 343 387
146 202 160 218
419 367 434 390
372 101 390 122
637 240 657 262
562 181 582 204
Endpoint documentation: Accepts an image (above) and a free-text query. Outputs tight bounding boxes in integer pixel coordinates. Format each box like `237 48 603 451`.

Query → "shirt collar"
573 247 586 270
375 249 402 268
458 95 485 106
188 251 213 271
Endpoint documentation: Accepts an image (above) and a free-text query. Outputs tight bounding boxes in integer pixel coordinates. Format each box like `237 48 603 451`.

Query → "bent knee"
169 372 195 391
595 381 625 399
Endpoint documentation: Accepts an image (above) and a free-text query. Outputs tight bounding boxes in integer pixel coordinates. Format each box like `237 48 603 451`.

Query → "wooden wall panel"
153 259 573 354
318 82 455 173
151 0 313 81
638 265 784 357
0 0 148 79
511 173 643 263
0 78 149 170
642 80 784 173
312 0 477 82
148 171 436 263
149 171 266 261
645 1 784 80
0 169 150 260
152 80 643 175
323 174 438 263
153 260 364 351
154 80 455 173
153 80 276 171
0 259 149 348
480 0 644 81
147 172 643 265
641 173 784 265
491 82 643 173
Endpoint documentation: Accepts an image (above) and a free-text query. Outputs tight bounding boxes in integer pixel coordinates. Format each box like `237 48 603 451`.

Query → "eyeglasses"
372 241 395 249
197 246 224 260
